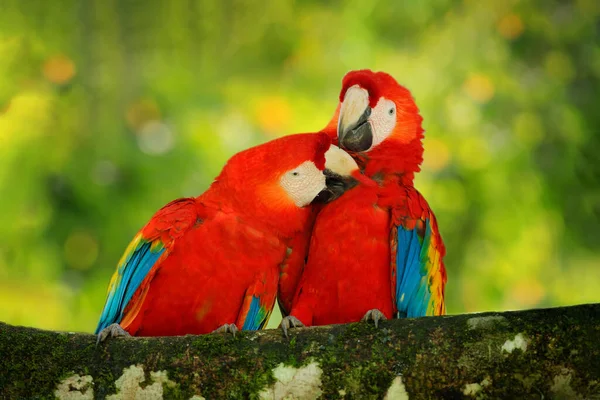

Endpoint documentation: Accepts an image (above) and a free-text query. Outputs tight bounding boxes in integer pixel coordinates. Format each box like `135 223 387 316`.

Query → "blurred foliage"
0 0 598 332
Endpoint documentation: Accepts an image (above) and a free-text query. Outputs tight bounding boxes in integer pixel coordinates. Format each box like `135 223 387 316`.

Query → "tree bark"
1 304 599 399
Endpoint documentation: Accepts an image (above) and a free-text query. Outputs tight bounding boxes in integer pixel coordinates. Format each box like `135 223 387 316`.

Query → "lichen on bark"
1 303 599 399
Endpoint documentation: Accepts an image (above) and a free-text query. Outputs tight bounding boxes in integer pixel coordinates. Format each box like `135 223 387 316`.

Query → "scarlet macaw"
282 70 447 335
95 132 360 341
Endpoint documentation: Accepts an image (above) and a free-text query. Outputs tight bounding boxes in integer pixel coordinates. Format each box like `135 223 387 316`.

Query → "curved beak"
338 86 373 152
313 145 360 203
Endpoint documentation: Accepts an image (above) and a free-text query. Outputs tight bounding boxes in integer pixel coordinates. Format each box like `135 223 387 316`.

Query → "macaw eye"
292 171 300 177
369 97 398 149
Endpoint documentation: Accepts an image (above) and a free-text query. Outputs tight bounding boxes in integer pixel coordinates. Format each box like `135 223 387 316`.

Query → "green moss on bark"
1 304 599 399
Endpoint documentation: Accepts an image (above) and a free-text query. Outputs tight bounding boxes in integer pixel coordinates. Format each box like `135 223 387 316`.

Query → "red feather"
97 133 332 336
290 182 395 325
124 200 285 335
289 70 447 326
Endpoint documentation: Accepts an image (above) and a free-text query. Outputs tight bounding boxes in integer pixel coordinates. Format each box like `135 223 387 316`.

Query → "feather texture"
287 69 447 327
389 186 446 318
94 198 198 334
393 216 445 318
238 271 278 330
94 133 335 337
95 236 165 333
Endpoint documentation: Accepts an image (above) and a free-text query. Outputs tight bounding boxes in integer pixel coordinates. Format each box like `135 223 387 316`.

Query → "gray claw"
361 309 387 328
212 323 239 337
280 316 304 339
96 323 131 345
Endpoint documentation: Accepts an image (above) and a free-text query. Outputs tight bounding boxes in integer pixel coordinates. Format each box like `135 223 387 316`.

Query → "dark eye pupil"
293 172 299 176
389 108 394 115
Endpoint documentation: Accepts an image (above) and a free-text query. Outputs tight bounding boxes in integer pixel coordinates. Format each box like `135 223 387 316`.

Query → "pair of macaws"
95 69 447 342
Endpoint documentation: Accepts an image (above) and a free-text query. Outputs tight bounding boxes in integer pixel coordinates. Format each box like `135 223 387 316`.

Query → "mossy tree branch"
1 304 599 399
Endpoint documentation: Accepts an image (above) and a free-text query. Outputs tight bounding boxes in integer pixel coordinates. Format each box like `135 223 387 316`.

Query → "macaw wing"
391 190 446 318
95 235 165 333
237 271 278 331
239 296 272 331
95 198 199 334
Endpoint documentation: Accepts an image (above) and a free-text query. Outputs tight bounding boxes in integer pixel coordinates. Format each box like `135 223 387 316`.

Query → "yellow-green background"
0 0 599 333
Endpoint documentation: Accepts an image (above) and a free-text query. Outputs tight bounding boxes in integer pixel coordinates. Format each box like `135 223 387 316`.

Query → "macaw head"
212 133 363 233
334 69 424 179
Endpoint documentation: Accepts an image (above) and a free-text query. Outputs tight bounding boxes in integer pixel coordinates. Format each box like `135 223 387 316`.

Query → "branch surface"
1 304 599 399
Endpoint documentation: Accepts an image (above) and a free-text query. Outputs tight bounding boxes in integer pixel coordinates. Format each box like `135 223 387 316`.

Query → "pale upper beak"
313 145 360 203
337 86 374 152
324 145 359 177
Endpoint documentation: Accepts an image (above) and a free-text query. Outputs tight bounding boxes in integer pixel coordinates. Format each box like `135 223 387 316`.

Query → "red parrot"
95 132 360 340
282 70 447 335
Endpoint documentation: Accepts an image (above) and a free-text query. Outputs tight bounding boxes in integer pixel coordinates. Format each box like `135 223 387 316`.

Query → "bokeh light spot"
446 96 481 130
0 92 52 150
464 73 495 103
43 54 76 85
218 112 255 152
137 121 175 155
423 138 451 172
64 231 99 271
497 14 524 40
254 95 292 136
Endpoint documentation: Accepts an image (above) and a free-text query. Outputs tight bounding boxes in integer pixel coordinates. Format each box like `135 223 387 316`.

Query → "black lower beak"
313 169 358 204
339 107 373 152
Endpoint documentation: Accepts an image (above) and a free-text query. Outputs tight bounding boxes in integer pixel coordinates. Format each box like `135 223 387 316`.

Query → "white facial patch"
279 161 326 207
369 97 397 149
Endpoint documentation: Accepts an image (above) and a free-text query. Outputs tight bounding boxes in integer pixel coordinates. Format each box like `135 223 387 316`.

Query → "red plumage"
287 70 447 329
122 198 288 335
289 179 395 325
96 133 348 337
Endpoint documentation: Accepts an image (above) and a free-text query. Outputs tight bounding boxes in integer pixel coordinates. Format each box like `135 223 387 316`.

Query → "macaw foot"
361 309 387 328
96 323 131 345
212 323 239 337
280 316 305 339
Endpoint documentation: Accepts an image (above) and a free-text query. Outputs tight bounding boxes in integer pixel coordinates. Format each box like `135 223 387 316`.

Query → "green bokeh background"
0 0 598 332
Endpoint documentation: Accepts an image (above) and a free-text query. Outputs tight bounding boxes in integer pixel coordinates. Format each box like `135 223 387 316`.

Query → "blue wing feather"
242 296 262 330
241 295 273 331
95 238 165 333
395 219 432 318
